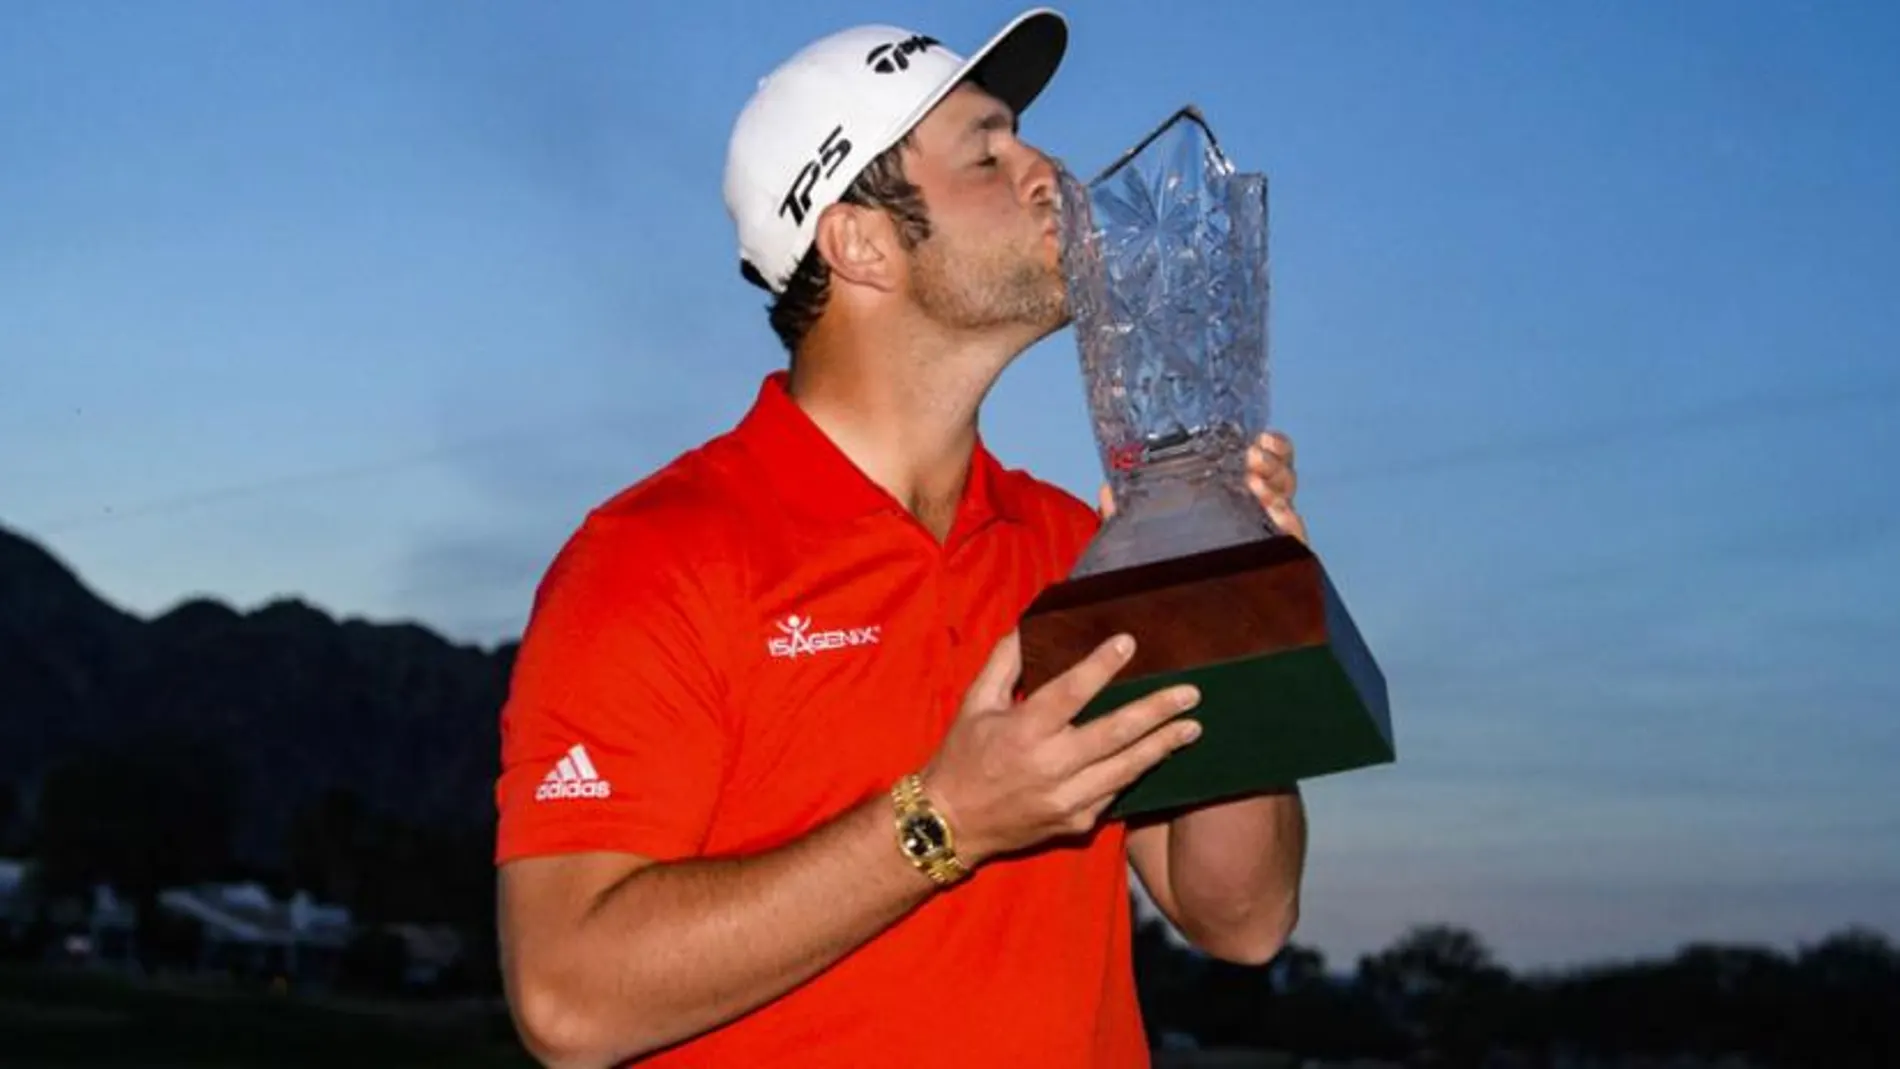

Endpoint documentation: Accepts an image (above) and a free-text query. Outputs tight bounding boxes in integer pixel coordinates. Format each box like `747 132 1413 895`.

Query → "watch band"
892 773 968 887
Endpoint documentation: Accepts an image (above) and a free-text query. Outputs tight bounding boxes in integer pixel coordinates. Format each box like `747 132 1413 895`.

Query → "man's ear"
812 204 901 293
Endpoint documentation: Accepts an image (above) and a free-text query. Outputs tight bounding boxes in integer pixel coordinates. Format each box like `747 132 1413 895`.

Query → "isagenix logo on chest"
766 613 882 660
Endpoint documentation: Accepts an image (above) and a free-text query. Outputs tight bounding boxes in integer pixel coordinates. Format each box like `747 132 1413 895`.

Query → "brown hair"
757 135 931 357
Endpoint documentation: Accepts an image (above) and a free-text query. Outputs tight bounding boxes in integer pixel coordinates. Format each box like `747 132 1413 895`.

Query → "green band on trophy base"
1082 644 1393 819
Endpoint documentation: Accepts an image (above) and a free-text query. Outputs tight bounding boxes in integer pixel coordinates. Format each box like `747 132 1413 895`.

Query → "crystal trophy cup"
1017 107 1394 819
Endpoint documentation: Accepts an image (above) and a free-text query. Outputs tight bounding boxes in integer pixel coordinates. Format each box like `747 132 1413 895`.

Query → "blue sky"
4 0 1896 971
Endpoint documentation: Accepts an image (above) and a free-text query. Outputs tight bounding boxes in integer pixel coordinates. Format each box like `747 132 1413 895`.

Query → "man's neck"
787 326 1014 542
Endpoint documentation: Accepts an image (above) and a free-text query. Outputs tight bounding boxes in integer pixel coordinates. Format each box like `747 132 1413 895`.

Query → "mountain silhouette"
0 521 516 867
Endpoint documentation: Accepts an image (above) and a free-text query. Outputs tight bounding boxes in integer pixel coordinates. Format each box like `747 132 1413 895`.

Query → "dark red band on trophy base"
1017 533 1325 691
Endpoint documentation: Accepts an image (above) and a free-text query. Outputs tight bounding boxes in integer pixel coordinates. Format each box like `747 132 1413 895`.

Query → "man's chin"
986 264 1070 341
1024 302 1072 346
1048 280 1074 329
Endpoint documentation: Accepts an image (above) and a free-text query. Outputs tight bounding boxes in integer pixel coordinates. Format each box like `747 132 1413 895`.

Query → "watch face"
900 813 947 857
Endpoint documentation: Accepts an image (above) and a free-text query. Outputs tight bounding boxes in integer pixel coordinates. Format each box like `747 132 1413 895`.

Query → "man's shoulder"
591 435 750 536
990 457 1102 551
536 436 754 600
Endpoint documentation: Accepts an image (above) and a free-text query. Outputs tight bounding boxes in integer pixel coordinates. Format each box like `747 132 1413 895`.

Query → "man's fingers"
967 629 1023 712
1254 430 1294 464
1248 432 1298 495
1071 713 1202 808
1268 501 1307 543
1246 450 1298 498
1065 683 1199 768
1025 633 1136 726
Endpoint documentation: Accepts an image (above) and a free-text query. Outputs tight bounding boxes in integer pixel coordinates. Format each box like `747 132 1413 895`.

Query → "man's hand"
1098 431 1307 544
922 630 1204 866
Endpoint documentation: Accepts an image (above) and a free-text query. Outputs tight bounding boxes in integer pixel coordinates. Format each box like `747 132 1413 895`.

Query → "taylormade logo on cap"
721 8 1069 295
866 34 942 74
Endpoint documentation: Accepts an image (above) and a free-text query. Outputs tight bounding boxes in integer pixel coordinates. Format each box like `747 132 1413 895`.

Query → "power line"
1321 376 1900 489
24 409 658 535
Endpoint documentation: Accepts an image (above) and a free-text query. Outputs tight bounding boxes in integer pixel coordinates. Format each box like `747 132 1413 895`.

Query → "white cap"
722 8 1069 294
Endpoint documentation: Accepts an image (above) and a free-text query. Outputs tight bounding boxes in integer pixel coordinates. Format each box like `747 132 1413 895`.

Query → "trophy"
1018 106 1394 819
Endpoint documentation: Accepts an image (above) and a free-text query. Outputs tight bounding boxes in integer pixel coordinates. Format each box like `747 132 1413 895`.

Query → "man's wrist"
890 773 971 887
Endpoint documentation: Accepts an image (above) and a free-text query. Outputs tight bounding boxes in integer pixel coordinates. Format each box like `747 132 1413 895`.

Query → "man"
493 8 1308 1068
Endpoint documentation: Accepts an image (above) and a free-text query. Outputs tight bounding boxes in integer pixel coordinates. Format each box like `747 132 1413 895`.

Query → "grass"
0 964 536 1069
1152 1052 1300 1068
0 963 1307 1068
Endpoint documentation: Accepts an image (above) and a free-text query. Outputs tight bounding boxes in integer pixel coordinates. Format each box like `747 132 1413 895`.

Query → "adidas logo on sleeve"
535 744 614 801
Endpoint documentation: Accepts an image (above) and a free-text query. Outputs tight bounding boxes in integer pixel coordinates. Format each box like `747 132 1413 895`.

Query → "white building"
159 881 354 984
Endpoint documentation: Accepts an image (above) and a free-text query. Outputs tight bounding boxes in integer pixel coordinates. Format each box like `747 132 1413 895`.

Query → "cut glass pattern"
1056 106 1274 578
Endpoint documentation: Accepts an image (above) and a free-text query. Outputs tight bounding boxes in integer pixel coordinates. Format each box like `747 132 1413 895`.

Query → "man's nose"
1021 148 1058 207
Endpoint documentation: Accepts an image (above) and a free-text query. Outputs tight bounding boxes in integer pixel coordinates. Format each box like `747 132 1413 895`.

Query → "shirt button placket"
938 551 966 714
909 558 945 735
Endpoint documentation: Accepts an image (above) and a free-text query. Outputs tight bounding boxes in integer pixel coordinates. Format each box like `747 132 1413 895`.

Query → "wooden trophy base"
1017 533 1394 819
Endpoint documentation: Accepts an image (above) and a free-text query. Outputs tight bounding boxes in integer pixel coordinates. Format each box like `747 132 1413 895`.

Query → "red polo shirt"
494 372 1150 1067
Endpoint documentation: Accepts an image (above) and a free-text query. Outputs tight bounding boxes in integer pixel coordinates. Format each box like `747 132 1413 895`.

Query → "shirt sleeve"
493 509 733 866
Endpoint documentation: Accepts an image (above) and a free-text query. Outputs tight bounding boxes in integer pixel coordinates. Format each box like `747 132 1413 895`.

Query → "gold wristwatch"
891 773 968 887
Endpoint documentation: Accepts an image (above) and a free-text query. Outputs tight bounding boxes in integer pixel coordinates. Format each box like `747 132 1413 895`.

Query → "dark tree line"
1135 917 1900 1066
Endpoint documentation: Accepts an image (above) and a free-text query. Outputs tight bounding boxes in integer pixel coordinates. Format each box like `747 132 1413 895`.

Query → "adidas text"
537 779 612 801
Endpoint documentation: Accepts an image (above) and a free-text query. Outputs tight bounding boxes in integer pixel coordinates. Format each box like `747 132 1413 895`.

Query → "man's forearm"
509 795 936 1067
1132 788 1307 964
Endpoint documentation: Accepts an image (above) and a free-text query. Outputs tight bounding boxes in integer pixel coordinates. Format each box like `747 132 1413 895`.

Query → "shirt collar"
731 371 1020 538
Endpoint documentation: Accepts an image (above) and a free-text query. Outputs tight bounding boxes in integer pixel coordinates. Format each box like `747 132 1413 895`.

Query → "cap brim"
960 7 1068 118
881 8 1068 153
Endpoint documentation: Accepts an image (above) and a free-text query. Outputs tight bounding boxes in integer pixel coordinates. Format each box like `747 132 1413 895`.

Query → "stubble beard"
910 231 1069 338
